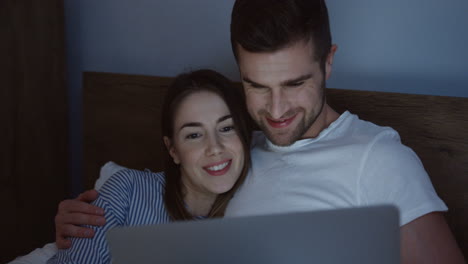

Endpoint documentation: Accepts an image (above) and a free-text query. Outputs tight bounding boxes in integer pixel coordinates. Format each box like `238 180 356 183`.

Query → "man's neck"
302 103 340 139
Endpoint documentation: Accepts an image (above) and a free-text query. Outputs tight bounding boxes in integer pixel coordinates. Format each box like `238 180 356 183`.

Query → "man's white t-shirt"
225 111 447 225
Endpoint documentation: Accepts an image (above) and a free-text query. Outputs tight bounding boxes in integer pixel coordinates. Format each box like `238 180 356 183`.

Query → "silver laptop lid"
107 205 400 264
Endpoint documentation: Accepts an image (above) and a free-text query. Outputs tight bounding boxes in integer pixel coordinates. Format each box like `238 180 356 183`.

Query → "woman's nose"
205 134 224 156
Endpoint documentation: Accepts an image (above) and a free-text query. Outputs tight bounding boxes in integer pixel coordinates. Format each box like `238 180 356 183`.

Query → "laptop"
107 205 400 264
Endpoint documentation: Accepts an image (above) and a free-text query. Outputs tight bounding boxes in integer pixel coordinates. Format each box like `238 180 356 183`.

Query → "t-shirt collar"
265 111 351 152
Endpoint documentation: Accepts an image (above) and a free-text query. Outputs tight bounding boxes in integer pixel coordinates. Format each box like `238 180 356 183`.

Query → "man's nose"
268 88 288 119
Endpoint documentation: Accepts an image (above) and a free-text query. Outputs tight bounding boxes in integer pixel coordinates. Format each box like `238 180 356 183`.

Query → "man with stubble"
54 1 465 263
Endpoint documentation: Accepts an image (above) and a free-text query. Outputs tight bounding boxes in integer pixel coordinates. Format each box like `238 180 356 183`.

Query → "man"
55 0 465 263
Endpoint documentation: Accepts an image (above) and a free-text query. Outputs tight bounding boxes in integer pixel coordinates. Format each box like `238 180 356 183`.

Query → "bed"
83 71 468 257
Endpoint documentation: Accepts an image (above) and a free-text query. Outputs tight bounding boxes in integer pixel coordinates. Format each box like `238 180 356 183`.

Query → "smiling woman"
161 71 252 220
44 69 252 264
165 91 244 216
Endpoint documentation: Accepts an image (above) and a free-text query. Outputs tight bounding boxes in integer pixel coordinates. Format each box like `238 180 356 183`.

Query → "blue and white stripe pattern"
48 169 172 264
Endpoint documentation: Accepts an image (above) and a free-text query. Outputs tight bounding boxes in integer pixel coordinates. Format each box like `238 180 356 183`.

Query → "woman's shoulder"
95 168 166 202
95 162 165 190
108 168 166 189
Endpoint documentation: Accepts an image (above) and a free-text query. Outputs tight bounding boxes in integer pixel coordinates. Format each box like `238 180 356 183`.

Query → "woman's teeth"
206 161 229 171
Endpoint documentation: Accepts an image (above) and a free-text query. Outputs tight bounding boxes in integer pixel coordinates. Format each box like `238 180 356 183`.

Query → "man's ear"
325 44 338 80
163 136 180 165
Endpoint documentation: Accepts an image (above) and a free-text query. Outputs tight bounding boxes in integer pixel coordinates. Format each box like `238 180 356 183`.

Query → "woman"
46 69 252 264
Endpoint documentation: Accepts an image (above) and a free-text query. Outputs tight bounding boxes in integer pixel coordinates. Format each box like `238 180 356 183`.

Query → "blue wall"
328 0 468 96
65 0 468 195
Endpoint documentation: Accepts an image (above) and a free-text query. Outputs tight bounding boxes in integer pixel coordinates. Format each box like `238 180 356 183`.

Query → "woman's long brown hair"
161 69 252 221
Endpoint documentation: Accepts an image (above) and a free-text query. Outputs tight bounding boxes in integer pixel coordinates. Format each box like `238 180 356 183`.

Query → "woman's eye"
220 126 235 132
186 133 201 139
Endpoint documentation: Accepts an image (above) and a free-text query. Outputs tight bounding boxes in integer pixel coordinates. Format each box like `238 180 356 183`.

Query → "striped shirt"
48 169 174 264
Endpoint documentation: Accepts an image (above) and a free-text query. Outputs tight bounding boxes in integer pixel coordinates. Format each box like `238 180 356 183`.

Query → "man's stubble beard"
256 82 326 147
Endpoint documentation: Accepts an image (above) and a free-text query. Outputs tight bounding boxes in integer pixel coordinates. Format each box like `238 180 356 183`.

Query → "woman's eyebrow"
217 115 232 123
179 122 202 131
178 115 232 131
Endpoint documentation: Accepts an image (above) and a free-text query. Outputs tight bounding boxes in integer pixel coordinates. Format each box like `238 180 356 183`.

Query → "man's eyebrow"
280 73 313 86
242 74 313 88
178 115 232 131
242 77 267 88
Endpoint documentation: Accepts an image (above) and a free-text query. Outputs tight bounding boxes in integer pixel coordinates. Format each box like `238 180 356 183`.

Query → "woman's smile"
203 159 232 176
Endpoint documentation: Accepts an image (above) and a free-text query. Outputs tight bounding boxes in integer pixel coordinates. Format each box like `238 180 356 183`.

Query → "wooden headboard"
83 71 468 257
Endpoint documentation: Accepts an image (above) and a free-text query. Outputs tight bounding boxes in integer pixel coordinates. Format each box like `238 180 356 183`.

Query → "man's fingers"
76 189 99 203
58 199 104 215
58 224 95 238
56 212 106 227
55 225 96 248
54 189 104 249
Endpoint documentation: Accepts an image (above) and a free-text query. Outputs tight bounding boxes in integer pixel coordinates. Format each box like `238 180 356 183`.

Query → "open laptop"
107 205 400 264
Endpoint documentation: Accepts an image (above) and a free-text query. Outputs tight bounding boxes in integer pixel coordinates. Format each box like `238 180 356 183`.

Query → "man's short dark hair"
231 0 332 70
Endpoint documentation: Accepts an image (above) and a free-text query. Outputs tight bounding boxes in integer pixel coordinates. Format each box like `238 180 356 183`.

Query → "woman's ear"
163 136 180 165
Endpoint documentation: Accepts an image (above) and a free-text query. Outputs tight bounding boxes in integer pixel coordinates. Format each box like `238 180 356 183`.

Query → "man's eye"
250 83 266 89
186 133 201 139
289 81 304 87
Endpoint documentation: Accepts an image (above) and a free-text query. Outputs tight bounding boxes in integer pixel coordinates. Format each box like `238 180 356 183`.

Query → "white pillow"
94 161 127 190
8 243 58 264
